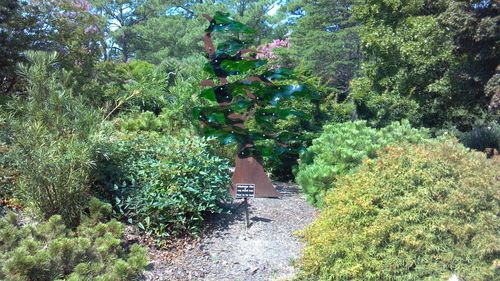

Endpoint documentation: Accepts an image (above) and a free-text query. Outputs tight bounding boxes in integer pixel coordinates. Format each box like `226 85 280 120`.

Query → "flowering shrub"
257 38 290 61
256 38 290 68
84 25 99 34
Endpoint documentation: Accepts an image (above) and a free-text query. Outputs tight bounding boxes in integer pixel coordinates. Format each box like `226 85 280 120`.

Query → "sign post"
235 184 255 199
235 184 254 228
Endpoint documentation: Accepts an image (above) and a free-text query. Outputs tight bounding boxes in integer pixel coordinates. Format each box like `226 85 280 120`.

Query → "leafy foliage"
287 0 362 89
0 199 147 281
91 1 285 63
82 60 169 113
116 56 208 135
0 118 15 202
4 51 106 227
297 140 500 281
0 0 37 93
296 120 429 206
96 133 231 238
351 0 499 130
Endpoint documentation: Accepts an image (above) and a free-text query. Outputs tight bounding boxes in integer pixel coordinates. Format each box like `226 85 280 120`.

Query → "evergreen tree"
0 0 39 93
91 0 161 62
352 0 499 130
287 0 362 90
439 0 499 116
91 0 283 63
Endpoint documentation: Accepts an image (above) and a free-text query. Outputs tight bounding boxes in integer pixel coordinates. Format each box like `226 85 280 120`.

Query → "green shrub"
297 140 500 281
0 118 15 202
115 56 207 137
97 133 231 239
122 60 168 113
296 120 429 206
83 60 168 114
5 51 106 227
460 121 500 152
0 199 147 281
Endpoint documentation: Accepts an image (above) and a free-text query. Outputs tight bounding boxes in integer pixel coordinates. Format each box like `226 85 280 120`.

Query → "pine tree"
288 0 362 90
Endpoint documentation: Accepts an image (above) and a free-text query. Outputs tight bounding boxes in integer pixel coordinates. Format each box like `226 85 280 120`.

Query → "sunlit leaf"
206 12 256 34
261 68 295 82
200 88 217 102
221 59 267 75
217 39 245 56
207 112 226 124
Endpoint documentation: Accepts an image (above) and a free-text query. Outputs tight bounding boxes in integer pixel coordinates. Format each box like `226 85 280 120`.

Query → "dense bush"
351 0 498 131
4 51 107 227
297 140 500 281
460 122 500 153
96 133 231 239
115 56 206 136
0 199 147 281
296 120 429 206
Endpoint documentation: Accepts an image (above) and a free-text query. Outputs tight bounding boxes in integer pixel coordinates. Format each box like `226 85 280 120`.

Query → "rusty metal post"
231 155 281 198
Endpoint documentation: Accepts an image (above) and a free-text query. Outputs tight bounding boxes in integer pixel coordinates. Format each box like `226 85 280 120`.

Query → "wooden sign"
236 183 255 199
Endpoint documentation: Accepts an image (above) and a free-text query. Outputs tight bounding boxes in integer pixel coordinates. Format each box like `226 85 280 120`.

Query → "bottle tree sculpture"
194 12 316 198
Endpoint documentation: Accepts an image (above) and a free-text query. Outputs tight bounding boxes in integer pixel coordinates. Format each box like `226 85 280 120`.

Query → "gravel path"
142 182 317 281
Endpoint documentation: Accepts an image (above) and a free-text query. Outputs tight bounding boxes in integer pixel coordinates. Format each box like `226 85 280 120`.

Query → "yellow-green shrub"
297 140 500 281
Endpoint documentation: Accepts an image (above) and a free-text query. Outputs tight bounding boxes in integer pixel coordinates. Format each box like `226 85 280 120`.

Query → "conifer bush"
4 51 107 227
297 140 500 281
296 120 429 206
0 199 147 281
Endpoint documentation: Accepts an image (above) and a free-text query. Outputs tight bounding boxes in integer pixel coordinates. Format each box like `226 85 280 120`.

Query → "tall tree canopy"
351 0 499 130
90 0 284 63
286 0 362 90
0 0 35 93
1 0 104 92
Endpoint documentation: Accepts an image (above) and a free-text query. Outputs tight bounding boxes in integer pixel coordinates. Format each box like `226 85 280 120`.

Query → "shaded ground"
140 182 317 281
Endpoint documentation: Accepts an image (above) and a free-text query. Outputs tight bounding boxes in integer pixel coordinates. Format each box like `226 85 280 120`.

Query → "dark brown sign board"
236 184 255 199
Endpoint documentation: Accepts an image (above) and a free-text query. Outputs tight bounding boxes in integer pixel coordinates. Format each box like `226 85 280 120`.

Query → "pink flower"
74 0 91 11
256 38 290 61
84 25 99 34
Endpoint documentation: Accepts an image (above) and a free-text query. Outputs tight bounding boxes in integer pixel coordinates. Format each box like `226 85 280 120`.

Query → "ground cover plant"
297 139 500 281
